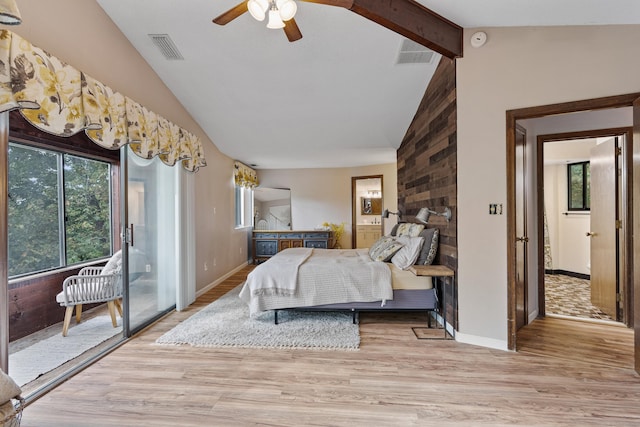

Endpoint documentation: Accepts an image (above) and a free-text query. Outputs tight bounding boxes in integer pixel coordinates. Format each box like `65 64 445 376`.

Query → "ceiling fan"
213 0 345 43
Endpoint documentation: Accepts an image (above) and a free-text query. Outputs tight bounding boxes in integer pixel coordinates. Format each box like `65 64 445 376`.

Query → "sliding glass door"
122 146 178 334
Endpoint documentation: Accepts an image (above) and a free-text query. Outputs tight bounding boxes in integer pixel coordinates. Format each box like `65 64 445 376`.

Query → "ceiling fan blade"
298 0 353 8
213 1 249 25
283 18 303 42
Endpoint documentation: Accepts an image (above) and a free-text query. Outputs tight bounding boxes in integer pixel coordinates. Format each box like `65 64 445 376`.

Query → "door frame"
506 92 640 351
535 127 633 324
0 112 8 373
634 97 640 373
515 124 528 331
351 175 384 249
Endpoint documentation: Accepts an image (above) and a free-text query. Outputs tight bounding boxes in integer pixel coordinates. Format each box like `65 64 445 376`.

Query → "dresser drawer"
305 240 328 249
279 233 303 239
255 240 278 256
279 239 303 251
303 232 330 239
254 233 278 239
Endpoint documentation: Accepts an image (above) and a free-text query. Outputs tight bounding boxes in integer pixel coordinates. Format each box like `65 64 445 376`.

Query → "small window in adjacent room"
567 161 590 211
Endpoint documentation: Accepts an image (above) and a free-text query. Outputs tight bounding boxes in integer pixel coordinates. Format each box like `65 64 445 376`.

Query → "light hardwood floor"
21 266 640 426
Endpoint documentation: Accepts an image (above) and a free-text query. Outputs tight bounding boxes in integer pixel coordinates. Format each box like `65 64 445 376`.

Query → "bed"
239 224 441 324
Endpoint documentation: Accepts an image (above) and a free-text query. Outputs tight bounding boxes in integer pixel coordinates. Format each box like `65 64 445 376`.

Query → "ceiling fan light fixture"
266 7 285 29
0 0 21 25
276 0 297 21
247 0 269 21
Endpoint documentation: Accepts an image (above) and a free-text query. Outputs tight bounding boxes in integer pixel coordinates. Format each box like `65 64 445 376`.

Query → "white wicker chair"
56 252 123 337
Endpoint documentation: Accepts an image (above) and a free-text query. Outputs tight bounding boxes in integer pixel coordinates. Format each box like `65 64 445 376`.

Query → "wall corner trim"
454 332 510 351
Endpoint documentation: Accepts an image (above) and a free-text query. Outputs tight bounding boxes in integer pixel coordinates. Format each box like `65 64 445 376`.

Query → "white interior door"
589 137 618 319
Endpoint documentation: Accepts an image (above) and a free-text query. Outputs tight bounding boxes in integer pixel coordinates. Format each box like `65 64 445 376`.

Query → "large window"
568 161 590 211
8 143 112 277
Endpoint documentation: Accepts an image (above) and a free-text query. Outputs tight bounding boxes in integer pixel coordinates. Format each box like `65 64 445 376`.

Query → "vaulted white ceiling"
97 0 640 169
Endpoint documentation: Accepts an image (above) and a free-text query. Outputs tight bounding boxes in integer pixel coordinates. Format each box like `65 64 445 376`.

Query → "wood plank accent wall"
10 267 82 340
397 57 457 328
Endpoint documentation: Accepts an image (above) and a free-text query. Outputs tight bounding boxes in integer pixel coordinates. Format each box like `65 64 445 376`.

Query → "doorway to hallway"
541 132 630 325
505 93 640 369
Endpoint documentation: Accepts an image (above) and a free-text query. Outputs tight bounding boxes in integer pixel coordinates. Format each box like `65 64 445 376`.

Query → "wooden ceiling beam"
348 0 463 59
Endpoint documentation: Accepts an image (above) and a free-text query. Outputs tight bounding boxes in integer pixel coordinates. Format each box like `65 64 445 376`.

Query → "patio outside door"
122 146 178 335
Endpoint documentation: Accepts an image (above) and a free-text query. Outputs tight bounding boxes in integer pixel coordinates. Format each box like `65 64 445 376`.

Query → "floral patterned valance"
0 30 206 172
234 161 258 188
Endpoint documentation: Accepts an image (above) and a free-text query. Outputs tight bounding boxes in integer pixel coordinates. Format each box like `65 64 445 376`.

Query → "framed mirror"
361 197 382 215
253 187 292 230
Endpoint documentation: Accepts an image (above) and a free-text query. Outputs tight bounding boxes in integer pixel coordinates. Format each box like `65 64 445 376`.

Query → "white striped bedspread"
239 248 393 316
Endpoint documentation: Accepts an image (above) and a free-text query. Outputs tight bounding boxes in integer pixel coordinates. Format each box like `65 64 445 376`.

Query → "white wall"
544 139 596 276
456 25 640 349
544 164 591 275
544 165 560 270
258 163 397 249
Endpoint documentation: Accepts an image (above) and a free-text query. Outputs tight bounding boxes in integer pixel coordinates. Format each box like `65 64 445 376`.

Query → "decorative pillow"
415 228 439 265
369 236 394 256
369 236 404 262
0 370 21 404
395 223 425 237
391 235 425 270
102 250 122 275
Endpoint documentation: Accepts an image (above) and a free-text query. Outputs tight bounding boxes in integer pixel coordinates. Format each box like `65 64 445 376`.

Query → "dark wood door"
633 97 640 374
515 125 528 330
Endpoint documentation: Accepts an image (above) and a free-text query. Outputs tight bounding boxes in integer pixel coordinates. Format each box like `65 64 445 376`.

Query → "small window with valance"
234 162 258 228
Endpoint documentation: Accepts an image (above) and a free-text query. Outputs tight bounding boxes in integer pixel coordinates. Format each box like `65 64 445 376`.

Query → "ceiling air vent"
396 38 435 65
148 34 184 60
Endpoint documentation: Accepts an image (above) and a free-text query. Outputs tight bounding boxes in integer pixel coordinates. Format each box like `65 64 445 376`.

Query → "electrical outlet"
213 207 216 214
204 262 208 271
145 264 151 273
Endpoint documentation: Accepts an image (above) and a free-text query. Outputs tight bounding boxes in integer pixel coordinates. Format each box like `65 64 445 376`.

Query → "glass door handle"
122 224 134 246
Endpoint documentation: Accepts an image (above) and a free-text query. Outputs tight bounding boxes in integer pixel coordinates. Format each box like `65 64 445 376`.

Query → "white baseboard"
528 309 539 324
454 331 509 351
196 261 249 298
429 311 509 351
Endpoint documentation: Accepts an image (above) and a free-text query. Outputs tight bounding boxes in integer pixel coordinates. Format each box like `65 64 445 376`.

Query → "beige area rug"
156 286 360 350
9 316 122 387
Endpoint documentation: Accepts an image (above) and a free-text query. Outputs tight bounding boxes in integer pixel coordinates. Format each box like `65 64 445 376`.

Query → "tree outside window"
8 143 112 278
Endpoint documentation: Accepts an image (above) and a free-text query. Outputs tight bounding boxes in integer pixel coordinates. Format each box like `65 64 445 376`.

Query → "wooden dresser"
252 230 335 264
